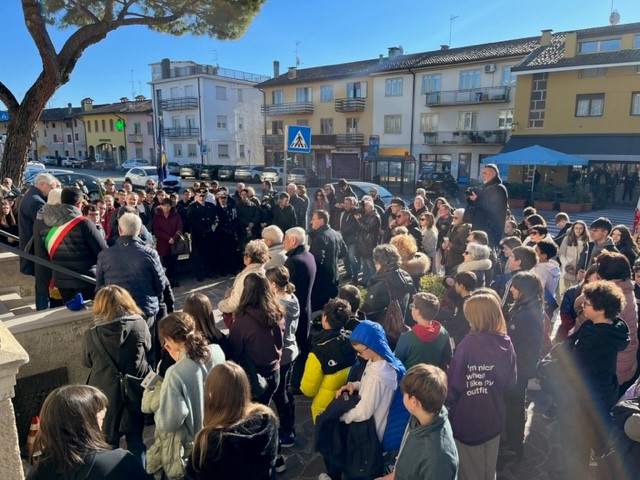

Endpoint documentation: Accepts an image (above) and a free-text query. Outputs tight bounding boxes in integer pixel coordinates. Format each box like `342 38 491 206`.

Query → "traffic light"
115 119 124 131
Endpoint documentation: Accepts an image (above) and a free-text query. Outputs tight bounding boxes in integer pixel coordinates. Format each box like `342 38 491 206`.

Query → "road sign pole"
283 126 288 187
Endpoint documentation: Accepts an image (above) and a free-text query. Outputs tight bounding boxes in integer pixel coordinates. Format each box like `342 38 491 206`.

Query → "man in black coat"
337 196 360 280
309 209 346 311
467 164 508 247
18 172 60 310
283 226 318 390
187 190 219 281
214 190 240 275
272 192 297 232
287 183 308 229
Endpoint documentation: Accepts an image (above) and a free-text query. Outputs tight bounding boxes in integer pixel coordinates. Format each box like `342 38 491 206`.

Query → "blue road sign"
286 125 311 153
0 111 8 121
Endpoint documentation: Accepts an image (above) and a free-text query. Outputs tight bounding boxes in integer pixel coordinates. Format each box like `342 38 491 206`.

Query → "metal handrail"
0 228 97 285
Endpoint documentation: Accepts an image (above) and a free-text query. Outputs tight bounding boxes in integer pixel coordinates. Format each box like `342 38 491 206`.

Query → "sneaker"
318 474 332 480
543 403 557 420
275 455 287 473
279 432 296 448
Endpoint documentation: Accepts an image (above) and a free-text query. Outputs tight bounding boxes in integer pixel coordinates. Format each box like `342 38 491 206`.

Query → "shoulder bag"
170 232 191 256
91 328 145 413
378 282 409 349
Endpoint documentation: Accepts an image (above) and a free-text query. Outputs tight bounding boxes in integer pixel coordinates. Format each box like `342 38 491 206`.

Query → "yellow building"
507 22 640 193
256 60 376 180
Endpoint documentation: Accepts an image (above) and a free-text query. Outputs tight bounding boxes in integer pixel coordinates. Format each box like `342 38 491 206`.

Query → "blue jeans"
344 243 360 279
360 257 375 286
35 284 50 311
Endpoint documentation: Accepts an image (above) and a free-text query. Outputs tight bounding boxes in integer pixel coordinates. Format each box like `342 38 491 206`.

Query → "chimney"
440 44 450 50
273 60 280 77
67 102 73 116
287 67 297 79
541 29 553 47
135 95 146 102
81 97 93 112
120 97 129 103
388 46 403 57
379 54 384 63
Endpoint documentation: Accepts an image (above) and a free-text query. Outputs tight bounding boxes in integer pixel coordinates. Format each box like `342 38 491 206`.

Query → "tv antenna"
294 41 301 66
449 15 460 47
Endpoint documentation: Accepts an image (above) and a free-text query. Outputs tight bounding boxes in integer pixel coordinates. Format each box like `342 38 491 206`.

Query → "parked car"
179 164 201 179
125 166 182 193
60 156 87 168
217 165 237 181
40 155 58 166
261 166 285 185
24 169 105 201
120 158 149 172
86 157 115 170
287 168 308 184
234 165 265 183
24 161 46 177
331 181 395 207
198 164 222 180
168 162 181 175
415 171 459 198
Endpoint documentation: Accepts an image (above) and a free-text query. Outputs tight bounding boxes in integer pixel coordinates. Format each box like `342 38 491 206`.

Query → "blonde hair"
93 285 142 321
390 233 418 262
463 293 506 333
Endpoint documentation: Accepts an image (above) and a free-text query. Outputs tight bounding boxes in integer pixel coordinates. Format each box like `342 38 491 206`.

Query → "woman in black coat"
82 285 151 465
362 244 416 348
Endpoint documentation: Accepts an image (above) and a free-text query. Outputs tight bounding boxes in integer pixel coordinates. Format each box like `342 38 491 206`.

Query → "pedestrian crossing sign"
286 125 311 153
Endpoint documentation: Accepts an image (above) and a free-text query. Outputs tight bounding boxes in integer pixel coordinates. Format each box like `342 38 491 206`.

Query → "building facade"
149 59 268 167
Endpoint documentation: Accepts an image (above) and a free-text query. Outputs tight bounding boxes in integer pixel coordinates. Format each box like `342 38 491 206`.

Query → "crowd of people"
2 165 639 479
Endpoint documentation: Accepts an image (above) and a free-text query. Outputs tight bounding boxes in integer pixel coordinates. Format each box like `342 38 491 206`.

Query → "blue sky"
1 0 638 108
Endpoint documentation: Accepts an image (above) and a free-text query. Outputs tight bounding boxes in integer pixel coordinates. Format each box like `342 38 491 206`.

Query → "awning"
487 145 588 166
502 134 640 157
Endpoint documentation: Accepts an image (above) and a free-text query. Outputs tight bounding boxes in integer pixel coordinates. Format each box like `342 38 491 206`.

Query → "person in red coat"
152 198 183 287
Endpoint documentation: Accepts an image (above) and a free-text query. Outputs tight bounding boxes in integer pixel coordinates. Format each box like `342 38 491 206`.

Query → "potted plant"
576 184 594 212
559 184 583 213
506 182 529 208
534 182 556 210
418 273 446 302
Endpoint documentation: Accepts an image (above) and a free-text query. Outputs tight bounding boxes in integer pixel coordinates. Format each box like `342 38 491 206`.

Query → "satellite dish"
609 10 620 25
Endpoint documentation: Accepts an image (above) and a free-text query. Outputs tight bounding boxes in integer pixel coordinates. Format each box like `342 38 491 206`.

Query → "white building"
149 59 269 166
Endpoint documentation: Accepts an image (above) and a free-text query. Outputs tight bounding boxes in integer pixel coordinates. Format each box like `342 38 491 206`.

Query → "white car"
124 166 182 193
121 158 149 172
25 161 46 175
261 166 285 185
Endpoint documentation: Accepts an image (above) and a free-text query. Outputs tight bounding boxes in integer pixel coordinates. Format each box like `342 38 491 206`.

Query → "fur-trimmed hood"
401 252 431 278
38 203 82 227
456 258 492 273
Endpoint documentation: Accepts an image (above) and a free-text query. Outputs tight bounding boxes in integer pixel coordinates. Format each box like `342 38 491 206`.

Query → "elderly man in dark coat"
309 209 346 311
466 163 508 247
283 226 317 391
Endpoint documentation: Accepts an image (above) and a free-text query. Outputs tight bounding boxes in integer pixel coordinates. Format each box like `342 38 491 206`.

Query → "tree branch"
21 0 58 74
67 0 101 23
0 82 20 112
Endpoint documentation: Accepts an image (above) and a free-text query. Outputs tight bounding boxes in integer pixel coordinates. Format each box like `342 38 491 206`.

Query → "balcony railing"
334 98 366 112
261 102 314 116
422 130 510 145
164 127 200 138
128 133 143 143
161 97 199 110
335 133 365 145
425 86 511 106
263 134 284 145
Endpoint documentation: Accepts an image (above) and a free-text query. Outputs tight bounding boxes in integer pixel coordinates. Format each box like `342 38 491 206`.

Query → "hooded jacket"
393 408 459 480
362 268 416 327
445 331 517 445
184 409 278 480
35 203 107 289
279 293 300 365
82 313 151 441
344 320 410 451
578 237 618 270
455 258 493 288
395 322 452 371
534 260 561 297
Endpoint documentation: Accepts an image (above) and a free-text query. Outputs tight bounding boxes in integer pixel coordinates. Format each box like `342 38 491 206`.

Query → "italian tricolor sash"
44 215 84 258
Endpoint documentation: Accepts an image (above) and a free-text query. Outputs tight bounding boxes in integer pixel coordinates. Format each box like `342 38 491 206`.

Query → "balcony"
161 97 198 110
425 86 511 106
262 134 284 146
261 102 314 116
128 133 143 143
422 130 510 145
164 127 200 138
334 98 366 113
335 133 365 145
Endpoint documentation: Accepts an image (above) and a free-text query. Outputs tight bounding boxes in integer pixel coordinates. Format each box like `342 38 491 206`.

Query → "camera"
465 187 477 197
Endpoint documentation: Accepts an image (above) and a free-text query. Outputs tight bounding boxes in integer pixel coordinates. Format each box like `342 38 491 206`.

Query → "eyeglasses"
463 251 470 255
420 217 427 221
354 346 369 355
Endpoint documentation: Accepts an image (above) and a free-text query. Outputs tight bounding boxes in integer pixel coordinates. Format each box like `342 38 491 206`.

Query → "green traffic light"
115 119 124 131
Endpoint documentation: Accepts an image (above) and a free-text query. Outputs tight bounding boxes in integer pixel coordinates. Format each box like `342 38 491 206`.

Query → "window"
296 119 309 126
272 90 283 104
459 70 481 90
170 86 180 98
501 66 515 86
43 130 47 137
135 148 143 158
101 120 106 131
385 78 403 96
237 88 243 102
575 93 604 117
147 121 154 135
420 113 439 132
346 81 367 98
296 87 312 102
186 115 196 130
53 134 58 143
421 74 441 94
631 93 640 116
67 134 72 143
109 119 114 132
237 116 244 130
456 111 478 130
270 121 283 135
320 85 334 102
239 144 245 158
578 68 607 78
75 133 79 141
384 114 402 134
578 38 621 53
497 110 514 129
173 144 182 156
87 122 91 133
184 85 195 97
216 115 228 129
94 120 99 132
52 123 56 128
187 144 197 157
346 118 359 133
216 86 227 100
74 119 77 128
635 35 640 49
218 144 229 158
320 118 334 135
133 122 141 134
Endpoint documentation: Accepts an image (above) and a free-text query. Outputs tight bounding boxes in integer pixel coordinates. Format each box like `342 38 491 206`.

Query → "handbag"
91 329 146 413
170 233 191 255
378 282 409 349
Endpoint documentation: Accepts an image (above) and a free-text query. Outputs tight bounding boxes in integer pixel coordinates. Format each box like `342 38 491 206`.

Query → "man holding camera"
466 164 508 248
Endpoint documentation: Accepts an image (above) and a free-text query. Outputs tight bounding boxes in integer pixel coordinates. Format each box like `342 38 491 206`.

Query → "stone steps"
0 287 35 321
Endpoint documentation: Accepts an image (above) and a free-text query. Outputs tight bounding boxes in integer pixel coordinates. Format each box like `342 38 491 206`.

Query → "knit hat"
349 320 404 373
